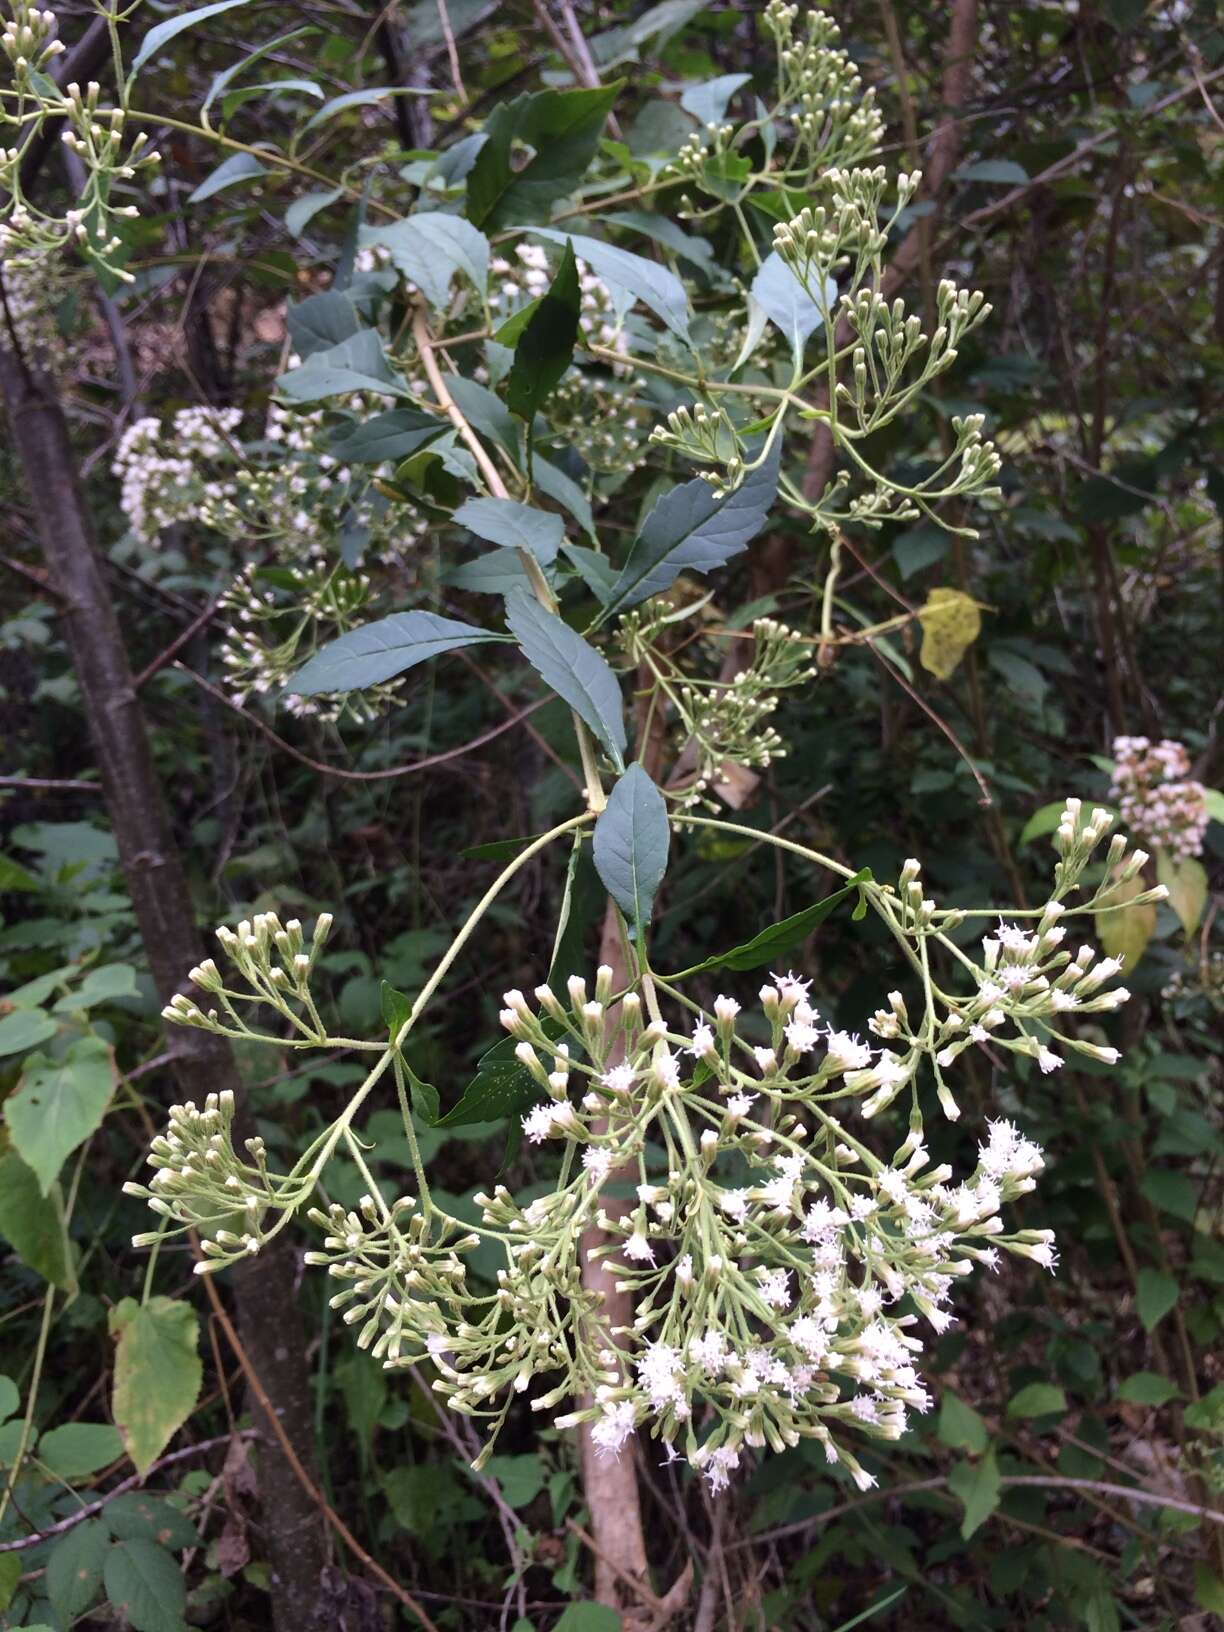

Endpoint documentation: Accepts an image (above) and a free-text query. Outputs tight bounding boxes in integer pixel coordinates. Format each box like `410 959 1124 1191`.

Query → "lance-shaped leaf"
130 0 251 76
287 610 508 695
506 239 581 421
601 435 782 618
527 227 691 344
359 212 489 311
747 251 836 364
452 497 565 565
593 764 670 936
667 870 872 977
467 84 621 230
505 589 626 768
328 408 445 464
276 329 407 403
110 1297 202 1475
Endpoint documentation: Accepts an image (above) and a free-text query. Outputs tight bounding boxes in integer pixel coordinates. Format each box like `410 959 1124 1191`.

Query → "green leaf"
0 1377 17 1422
506 239 582 421
303 86 427 131
104 1492 200 1548
505 589 626 769
1156 850 1208 938
605 209 719 280
6 1037 114 1195
527 228 691 343
102 1539 186 1632
949 1451 1000 1540
444 549 537 596
47 1519 110 1619
1195 1564 1224 1616
748 251 835 364
938 1392 989 1455
482 1453 546 1509
954 159 1029 185
329 408 444 464
0 1551 19 1611
553 1605 623 1632
1204 786 1224 824
202 24 317 114
360 212 489 310
0 1008 58 1056
187 151 267 204
1141 1168 1197 1223
669 870 870 978
535 454 596 539
54 963 139 1012
467 84 621 231
1018 799 1069 847
286 290 359 357
0 852 40 891
593 764 670 936
1135 1268 1179 1332
1006 1382 1067 1419
435 1023 565 1128
562 543 619 603
287 610 507 695
679 73 749 125
109 1297 202 1475
39 1422 123 1479
276 330 407 403
1117 1371 1180 1407
452 497 565 565
285 185 345 235
130 0 252 77
0 1152 74 1288
892 526 949 581
600 436 781 617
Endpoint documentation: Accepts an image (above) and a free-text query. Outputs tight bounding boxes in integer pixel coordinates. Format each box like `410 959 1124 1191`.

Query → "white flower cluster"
112 408 242 542
139 798 1159 1496
1110 735 1208 861
493 242 625 356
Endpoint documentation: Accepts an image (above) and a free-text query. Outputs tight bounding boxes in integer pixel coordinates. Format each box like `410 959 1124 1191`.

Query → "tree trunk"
0 333 333 1632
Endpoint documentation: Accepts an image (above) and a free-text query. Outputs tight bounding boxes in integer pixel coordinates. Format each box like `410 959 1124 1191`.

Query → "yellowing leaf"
918 587 982 680
1094 870 1155 971
110 1297 202 1474
1156 850 1207 938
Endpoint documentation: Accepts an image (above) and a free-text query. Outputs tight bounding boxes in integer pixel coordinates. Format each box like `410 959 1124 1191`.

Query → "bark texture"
0 337 332 1632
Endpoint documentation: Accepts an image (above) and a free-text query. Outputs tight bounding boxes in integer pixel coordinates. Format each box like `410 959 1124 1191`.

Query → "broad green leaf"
535 454 596 539
590 0 706 66
1156 850 1207 937
187 151 267 204
202 24 317 114
285 185 345 235
467 84 621 230
329 408 443 464
276 330 407 403
39 1422 123 1478
679 73 749 126
1117 1371 1180 1407
1135 1268 1178 1332
528 227 691 343
360 212 489 310
938 1392 989 1455
286 291 359 357
443 373 521 463
668 870 870 978
949 1451 1000 1540
130 0 251 77
605 209 720 280
600 436 782 618
1194 1564 1224 1616
593 764 670 936
562 543 619 603
287 610 508 695
748 250 835 363
444 548 537 596
1006 1382 1066 1419
0 853 40 891
954 159 1029 185
1204 787 1224 824
482 1453 546 1509
47 1518 109 1620
0 1008 57 1056
0 1551 16 1611
506 239 581 421
0 1376 17 1421
54 962 139 1011
892 525 949 581
1018 799 1068 846
104 1492 200 1548
1094 870 1155 971
110 1297 202 1475
435 1020 566 1128
918 587 982 680
553 1604 623 1632
0 1152 75 1288
505 589 626 769
1141 1167 1197 1223
6 1038 114 1195
303 86 427 131
453 497 565 565
102 1539 186 1632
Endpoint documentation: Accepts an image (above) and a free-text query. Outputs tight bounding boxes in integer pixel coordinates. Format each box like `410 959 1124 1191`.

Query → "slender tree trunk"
0 334 332 1632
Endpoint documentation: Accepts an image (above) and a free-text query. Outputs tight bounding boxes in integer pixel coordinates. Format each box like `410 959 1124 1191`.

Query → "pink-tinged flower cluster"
1111 735 1208 861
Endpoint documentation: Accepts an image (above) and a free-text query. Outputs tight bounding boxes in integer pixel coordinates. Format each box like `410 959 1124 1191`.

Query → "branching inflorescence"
129 800 1163 1494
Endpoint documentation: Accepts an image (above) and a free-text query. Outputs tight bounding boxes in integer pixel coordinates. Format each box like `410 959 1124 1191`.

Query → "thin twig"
0 774 101 792
133 593 227 690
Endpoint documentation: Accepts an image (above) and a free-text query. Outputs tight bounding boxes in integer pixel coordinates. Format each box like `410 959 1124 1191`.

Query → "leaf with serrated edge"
602 436 781 617
668 870 871 977
287 610 507 695
453 497 565 565
505 589 626 768
593 764 670 934
528 227 691 343
110 1297 202 1475
6 1038 114 1195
